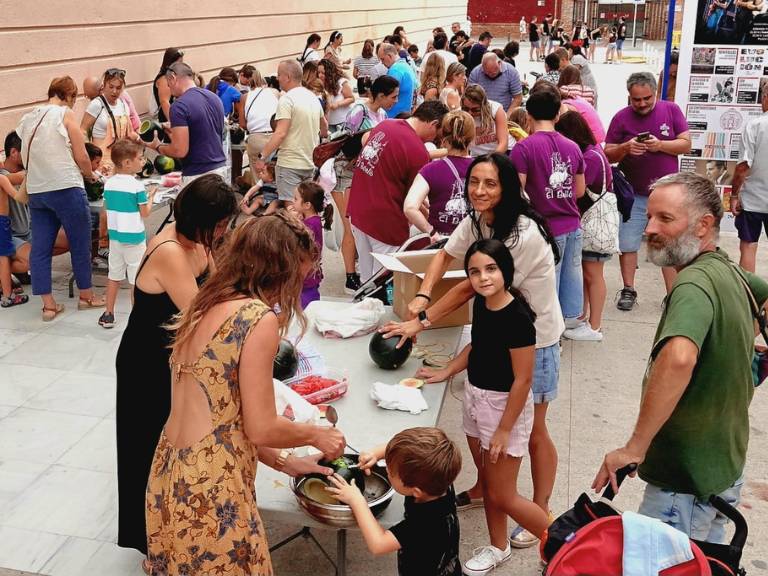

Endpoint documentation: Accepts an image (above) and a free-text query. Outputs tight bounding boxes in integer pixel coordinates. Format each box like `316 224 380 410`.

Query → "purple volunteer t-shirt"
169 87 226 176
510 131 584 236
605 100 688 196
303 215 323 290
419 156 473 235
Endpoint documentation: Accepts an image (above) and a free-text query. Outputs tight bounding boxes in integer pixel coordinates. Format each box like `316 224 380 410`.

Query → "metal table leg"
336 529 347 576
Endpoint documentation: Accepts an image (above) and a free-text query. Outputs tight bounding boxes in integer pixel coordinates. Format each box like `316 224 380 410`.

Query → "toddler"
85 143 110 261
240 163 278 215
291 180 333 309
98 139 156 328
328 427 462 576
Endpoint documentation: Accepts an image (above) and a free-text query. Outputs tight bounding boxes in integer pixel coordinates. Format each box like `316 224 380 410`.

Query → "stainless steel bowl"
290 459 395 528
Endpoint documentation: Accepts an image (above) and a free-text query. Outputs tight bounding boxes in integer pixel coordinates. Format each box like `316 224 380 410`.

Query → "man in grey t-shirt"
731 88 768 272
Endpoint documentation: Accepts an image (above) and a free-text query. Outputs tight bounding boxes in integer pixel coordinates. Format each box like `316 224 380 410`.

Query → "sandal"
42 303 65 321
455 490 484 511
78 296 106 310
1 293 29 308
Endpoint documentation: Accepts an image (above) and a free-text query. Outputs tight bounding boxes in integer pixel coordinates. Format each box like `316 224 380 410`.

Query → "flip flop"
42 303 65 322
455 490 484 510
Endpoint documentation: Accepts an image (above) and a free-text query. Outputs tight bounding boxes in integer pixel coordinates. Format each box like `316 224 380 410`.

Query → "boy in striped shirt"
98 139 156 328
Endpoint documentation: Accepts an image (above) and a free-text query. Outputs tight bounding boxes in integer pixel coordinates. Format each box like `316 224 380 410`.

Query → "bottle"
386 282 394 305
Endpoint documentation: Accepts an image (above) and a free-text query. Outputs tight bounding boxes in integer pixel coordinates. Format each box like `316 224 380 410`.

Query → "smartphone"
637 131 651 142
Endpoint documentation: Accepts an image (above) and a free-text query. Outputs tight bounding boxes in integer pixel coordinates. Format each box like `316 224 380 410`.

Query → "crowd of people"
1 17 767 576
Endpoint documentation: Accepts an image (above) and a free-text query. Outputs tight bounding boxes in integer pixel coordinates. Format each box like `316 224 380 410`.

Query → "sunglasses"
462 103 481 114
105 68 126 79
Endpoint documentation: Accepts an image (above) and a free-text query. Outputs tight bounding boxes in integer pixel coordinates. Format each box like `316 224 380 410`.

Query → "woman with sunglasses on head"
463 85 511 157
80 68 141 173
16 76 104 320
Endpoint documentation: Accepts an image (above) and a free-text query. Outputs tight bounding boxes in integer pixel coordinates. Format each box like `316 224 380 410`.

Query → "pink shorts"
462 381 534 457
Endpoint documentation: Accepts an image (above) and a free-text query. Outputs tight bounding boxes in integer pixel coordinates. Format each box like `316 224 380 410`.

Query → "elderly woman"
16 76 103 320
239 67 280 163
404 110 475 238
151 47 184 123
80 68 140 171
462 85 510 156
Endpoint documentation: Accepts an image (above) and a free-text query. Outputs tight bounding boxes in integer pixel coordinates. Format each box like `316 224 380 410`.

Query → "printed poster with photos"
676 0 768 232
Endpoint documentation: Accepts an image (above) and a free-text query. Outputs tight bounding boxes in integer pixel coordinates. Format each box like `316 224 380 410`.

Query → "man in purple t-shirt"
147 62 226 183
511 82 586 325
605 72 691 311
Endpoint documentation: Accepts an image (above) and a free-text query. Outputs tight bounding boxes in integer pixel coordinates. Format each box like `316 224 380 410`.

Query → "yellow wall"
0 1 468 140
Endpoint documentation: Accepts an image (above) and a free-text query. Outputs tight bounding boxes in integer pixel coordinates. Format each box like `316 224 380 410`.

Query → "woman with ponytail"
299 33 322 64
404 110 475 238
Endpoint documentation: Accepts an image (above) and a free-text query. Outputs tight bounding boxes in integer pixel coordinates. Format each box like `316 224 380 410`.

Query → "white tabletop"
256 300 462 530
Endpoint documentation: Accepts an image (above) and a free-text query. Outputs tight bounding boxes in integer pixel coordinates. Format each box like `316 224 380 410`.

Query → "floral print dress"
146 299 273 576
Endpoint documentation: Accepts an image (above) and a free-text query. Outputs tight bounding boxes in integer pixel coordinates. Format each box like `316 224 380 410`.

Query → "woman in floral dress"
145 213 346 575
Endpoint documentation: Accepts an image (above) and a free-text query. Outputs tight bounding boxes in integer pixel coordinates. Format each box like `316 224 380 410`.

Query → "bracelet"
275 449 291 471
415 293 431 302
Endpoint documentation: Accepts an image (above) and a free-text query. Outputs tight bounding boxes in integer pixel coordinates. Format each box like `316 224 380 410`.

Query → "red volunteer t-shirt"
348 119 430 246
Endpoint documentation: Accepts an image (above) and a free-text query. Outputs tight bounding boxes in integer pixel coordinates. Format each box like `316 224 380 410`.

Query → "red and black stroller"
542 465 747 575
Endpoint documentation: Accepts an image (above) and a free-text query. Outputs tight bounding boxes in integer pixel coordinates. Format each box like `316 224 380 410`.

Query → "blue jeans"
28 187 93 295
554 229 583 321
638 478 743 544
533 343 560 404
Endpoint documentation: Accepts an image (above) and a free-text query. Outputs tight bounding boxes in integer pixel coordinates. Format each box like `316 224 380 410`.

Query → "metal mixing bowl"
290 456 395 528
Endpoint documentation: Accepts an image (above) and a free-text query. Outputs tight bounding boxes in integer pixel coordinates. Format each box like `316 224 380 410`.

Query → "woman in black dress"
115 175 236 559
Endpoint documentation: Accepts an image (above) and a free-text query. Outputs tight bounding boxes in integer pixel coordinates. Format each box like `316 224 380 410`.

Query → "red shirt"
348 119 430 246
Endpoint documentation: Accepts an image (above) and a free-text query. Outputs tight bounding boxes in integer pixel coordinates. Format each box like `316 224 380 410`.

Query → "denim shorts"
618 194 649 253
0 215 13 257
11 234 29 254
582 250 612 263
533 343 560 404
638 477 743 544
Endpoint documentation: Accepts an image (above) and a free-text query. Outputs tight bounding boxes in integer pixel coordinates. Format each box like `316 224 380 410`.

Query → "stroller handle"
601 463 638 501
709 494 748 550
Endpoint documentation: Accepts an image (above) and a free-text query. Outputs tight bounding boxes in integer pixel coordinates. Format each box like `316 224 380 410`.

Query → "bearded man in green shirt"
593 171 768 543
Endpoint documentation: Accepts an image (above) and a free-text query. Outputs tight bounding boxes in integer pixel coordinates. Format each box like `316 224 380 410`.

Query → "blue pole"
661 0 677 99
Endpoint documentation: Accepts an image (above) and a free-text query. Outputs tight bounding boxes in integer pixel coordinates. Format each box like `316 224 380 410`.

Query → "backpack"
610 166 635 222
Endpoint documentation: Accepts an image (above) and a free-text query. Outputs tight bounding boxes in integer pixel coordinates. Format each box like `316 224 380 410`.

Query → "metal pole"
632 1 639 47
661 0 678 99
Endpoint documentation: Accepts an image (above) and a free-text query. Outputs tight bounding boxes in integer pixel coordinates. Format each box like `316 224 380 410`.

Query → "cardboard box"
371 249 470 329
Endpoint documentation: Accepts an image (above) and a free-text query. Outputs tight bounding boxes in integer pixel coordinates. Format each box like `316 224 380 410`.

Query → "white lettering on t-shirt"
660 122 671 137
545 152 574 199
357 132 388 176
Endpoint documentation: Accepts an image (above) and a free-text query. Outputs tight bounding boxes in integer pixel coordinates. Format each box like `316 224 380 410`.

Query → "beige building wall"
0 1 469 140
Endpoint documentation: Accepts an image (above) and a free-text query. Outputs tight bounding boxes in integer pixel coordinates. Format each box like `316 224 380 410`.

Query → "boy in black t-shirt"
327 427 462 576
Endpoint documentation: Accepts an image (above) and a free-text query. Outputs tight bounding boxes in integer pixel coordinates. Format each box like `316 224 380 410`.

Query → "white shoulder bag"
580 150 620 255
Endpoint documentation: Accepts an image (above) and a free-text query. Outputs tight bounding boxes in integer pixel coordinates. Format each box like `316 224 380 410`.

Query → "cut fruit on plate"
399 378 424 389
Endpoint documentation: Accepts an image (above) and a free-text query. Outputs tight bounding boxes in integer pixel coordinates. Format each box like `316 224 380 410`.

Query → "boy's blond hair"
385 427 461 496
111 139 143 170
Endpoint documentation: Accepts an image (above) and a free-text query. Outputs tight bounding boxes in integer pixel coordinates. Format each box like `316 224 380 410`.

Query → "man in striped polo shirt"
467 52 523 116
98 139 156 328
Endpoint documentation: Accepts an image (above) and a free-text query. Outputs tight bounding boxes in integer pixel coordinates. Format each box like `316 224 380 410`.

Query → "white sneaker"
564 316 584 329
463 545 512 576
563 323 603 341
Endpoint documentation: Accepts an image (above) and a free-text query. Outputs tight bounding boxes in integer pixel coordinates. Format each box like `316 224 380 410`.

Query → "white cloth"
351 224 400 282
314 298 385 338
445 215 564 348
16 105 84 194
273 378 321 424
622 511 694 576
370 382 429 415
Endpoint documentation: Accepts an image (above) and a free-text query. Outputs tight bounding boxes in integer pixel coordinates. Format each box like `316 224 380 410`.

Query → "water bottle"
386 282 394 305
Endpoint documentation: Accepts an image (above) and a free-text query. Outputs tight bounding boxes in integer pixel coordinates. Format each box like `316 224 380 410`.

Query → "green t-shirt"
638 249 768 498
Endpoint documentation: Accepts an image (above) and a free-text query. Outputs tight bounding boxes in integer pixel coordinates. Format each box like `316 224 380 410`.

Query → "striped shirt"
467 62 522 111
353 56 380 78
104 174 148 244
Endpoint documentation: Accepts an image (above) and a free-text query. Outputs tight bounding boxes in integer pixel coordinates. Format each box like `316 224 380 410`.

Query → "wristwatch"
418 310 431 329
275 449 291 471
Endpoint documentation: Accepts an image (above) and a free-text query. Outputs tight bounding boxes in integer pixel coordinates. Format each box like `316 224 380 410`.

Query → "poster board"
675 0 768 233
